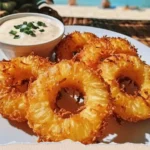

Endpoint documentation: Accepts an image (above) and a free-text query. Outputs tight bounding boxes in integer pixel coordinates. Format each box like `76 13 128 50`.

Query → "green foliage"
19 3 35 12
0 2 2 10
2 1 17 12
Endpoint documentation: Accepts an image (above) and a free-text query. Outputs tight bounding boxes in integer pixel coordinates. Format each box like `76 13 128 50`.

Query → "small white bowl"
0 13 64 59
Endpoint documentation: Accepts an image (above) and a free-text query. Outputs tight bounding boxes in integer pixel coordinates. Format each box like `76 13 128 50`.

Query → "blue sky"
54 0 150 7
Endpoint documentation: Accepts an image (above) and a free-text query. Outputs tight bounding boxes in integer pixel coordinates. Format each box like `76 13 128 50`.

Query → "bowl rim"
0 13 65 47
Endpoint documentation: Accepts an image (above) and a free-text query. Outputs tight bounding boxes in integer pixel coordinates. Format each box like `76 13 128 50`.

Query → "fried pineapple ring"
55 31 97 61
0 55 51 122
99 54 150 122
27 60 110 144
77 37 138 69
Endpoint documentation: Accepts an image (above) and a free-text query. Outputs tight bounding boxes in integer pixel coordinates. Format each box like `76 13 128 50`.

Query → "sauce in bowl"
0 16 61 45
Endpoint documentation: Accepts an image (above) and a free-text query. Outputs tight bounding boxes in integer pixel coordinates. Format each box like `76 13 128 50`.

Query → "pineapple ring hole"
73 51 78 56
10 68 36 93
72 48 82 56
14 77 35 93
117 76 139 95
54 87 85 119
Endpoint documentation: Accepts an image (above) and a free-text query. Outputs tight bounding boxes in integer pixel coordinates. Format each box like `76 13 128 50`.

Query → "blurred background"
55 0 150 8
0 0 150 47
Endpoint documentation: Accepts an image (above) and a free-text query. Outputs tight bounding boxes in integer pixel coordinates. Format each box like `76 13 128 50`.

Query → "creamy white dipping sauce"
0 16 61 45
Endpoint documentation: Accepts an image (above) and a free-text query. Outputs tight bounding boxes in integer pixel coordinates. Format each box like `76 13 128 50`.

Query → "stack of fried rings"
0 31 150 144
55 31 150 122
0 55 111 144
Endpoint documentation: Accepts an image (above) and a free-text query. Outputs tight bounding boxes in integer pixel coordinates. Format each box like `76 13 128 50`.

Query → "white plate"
0 25 150 145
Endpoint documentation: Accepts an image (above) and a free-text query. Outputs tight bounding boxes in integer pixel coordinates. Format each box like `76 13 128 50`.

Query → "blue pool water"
54 0 150 8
